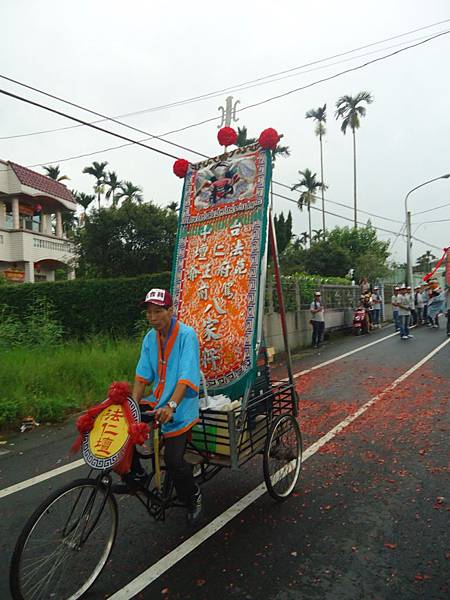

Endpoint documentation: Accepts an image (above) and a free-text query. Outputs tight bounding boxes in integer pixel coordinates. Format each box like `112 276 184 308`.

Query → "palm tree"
291 169 325 246
312 229 324 243
82 161 108 210
305 104 327 231
167 201 178 212
115 181 143 204
74 191 96 224
299 231 310 247
335 92 373 228
104 171 122 206
42 165 70 182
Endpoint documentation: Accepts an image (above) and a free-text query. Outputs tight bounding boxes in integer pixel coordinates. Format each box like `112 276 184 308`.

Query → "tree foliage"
75 202 178 278
274 211 293 254
280 225 389 280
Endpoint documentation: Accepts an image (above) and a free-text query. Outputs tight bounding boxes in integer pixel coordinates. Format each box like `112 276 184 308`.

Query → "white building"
0 160 77 283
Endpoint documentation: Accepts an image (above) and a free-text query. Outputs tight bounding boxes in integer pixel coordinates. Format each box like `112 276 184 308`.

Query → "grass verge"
0 337 141 429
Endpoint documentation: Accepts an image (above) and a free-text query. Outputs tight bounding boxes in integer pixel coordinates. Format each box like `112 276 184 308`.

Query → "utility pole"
404 174 449 287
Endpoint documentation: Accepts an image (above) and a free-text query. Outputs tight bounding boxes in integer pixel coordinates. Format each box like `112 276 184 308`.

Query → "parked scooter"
352 307 368 335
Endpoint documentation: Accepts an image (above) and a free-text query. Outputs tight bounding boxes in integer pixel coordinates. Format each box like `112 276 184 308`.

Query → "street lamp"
405 174 450 287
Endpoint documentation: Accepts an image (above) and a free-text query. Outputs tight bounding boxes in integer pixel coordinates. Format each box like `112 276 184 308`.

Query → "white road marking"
0 327 397 499
108 337 450 600
0 459 85 500
290 326 399 379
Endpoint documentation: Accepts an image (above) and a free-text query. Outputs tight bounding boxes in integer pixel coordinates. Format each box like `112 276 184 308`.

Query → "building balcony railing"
32 236 74 253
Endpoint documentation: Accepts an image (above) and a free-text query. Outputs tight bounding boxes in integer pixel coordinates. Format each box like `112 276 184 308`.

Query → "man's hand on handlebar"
154 405 174 424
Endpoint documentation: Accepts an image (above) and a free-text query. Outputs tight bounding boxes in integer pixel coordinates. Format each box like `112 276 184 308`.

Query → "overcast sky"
1 0 449 265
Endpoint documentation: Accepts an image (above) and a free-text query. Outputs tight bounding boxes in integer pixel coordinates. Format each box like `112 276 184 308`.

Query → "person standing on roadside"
371 286 382 328
421 284 429 324
414 286 424 326
398 286 413 340
310 291 325 348
406 286 416 326
360 277 371 295
392 286 400 332
427 287 445 328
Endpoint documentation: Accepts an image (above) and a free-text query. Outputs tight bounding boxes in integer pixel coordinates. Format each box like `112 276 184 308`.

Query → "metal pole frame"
268 207 297 415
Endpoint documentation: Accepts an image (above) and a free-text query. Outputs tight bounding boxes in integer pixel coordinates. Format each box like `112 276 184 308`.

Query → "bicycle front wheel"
10 478 118 600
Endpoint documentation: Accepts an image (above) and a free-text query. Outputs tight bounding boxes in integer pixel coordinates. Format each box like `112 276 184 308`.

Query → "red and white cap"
143 288 173 307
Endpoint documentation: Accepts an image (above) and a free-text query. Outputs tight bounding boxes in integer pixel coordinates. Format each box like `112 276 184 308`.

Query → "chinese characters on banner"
172 147 271 397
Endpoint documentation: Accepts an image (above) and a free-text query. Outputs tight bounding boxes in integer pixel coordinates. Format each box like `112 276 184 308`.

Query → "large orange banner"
172 147 271 398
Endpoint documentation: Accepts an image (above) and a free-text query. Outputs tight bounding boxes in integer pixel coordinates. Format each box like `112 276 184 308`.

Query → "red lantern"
173 159 189 178
217 127 237 147
259 128 280 150
33 203 42 215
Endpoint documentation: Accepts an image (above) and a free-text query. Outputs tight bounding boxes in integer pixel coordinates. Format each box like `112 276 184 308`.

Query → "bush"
0 272 170 339
0 298 63 350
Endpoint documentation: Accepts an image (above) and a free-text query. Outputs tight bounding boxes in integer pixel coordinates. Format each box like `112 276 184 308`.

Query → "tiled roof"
8 162 75 203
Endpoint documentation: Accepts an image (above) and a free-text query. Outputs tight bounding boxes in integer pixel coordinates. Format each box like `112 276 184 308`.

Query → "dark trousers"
411 308 417 326
447 309 450 334
164 432 196 503
423 304 428 322
131 424 196 503
312 321 325 346
415 307 423 325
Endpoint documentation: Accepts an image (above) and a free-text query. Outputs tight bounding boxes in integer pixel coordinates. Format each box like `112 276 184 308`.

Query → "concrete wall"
263 303 392 353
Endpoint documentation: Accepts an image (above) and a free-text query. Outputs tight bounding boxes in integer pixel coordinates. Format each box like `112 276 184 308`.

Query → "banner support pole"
268 202 297 414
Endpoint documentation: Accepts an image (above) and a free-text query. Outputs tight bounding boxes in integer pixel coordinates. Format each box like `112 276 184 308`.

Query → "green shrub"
0 272 170 339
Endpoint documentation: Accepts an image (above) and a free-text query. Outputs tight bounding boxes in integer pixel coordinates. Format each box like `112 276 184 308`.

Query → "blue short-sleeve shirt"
135 319 200 437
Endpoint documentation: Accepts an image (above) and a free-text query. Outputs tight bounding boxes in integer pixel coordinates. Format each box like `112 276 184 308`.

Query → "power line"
2 28 447 173
272 190 443 250
237 30 450 115
413 201 450 216
0 88 182 160
2 18 448 141
0 84 440 250
273 180 403 224
0 74 209 159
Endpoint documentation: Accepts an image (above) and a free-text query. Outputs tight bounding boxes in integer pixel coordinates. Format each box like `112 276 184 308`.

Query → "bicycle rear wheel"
263 414 302 501
10 478 118 600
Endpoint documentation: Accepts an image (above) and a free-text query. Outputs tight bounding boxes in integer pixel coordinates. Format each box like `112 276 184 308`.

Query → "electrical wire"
0 88 181 160
272 190 443 251
0 75 209 159
2 28 447 172
413 201 450 216
273 180 403 224
1 18 449 140
237 30 450 115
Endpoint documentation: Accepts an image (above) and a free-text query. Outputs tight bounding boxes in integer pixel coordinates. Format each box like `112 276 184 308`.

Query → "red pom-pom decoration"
217 127 237 147
258 128 280 150
76 411 96 435
129 422 150 445
108 381 131 405
173 158 189 178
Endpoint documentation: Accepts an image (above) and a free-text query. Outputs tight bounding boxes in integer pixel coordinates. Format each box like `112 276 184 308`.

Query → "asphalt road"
0 323 449 599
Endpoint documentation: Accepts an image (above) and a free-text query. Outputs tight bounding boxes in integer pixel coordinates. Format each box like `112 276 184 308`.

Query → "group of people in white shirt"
391 282 448 340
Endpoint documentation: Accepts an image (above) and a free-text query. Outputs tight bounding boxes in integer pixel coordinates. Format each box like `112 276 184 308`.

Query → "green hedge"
0 273 170 339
